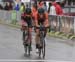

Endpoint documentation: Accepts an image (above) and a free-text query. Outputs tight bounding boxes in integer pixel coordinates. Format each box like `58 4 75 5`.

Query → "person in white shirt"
48 1 56 15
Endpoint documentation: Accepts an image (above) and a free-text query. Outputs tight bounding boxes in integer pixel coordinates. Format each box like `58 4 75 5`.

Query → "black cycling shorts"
24 16 32 28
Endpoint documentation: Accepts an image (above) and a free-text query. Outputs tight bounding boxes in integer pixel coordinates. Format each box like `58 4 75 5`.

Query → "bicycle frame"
22 26 31 56
37 24 46 58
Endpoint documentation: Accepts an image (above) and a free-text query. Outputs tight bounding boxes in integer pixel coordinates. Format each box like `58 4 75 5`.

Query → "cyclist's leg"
35 29 40 49
28 27 32 44
35 29 40 53
21 26 28 45
27 19 32 50
27 19 32 43
44 28 47 38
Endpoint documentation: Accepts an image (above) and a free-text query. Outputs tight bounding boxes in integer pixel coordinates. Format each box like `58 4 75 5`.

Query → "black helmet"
38 8 45 14
25 8 31 14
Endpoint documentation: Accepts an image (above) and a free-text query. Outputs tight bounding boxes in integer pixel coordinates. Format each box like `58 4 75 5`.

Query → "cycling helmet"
38 8 45 14
25 8 31 14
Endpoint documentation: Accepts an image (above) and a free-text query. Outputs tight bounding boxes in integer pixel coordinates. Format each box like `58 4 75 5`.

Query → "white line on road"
0 59 72 62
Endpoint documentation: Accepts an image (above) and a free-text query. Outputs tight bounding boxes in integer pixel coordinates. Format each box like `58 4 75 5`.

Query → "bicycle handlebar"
36 25 49 31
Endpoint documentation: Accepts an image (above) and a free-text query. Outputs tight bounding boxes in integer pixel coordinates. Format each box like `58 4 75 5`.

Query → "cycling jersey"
21 8 32 28
35 11 48 26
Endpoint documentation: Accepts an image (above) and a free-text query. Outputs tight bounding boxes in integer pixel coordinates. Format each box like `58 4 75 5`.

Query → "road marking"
0 59 72 62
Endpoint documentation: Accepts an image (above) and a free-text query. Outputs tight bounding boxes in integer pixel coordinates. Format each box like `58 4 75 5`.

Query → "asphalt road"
0 24 75 62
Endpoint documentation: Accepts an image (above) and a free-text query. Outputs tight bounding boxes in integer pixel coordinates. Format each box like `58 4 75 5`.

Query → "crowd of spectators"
0 2 13 10
0 2 25 11
48 1 63 15
0 2 27 12
0 1 63 15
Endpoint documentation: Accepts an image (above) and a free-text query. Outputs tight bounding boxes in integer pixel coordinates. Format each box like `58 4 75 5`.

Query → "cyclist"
35 7 49 52
21 4 32 50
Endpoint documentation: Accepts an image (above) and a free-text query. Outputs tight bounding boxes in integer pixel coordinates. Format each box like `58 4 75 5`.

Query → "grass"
48 31 75 40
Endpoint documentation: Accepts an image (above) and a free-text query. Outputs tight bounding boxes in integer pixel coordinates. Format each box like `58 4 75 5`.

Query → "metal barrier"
0 10 75 35
49 15 75 35
59 16 74 34
0 10 21 24
49 15 60 32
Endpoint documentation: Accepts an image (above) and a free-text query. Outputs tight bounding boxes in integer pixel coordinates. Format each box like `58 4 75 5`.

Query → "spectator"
48 2 52 13
38 1 44 8
53 1 63 15
32 3 37 20
43 2 47 12
9 3 13 10
14 3 20 11
4 2 12 10
20 2 25 12
48 1 56 15
0 4 3 10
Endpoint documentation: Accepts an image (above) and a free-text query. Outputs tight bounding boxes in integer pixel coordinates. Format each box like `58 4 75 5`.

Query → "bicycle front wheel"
42 39 45 58
39 32 46 58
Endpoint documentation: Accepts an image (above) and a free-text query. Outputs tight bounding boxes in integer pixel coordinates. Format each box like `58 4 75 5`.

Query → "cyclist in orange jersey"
34 8 49 52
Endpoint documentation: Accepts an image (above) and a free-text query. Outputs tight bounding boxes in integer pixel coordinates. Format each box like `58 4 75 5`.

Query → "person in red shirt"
53 1 63 15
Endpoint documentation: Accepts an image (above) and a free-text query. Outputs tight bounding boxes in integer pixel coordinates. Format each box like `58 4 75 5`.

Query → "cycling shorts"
24 16 32 28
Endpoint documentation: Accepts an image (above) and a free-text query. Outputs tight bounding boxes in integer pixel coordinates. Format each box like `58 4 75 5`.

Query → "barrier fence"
0 10 75 35
49 15 75 35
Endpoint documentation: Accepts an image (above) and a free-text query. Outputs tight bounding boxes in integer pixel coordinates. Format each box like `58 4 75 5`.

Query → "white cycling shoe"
36 49 39 53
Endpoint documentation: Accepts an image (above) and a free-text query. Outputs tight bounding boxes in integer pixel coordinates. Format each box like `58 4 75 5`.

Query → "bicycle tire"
23 31 25 42
41 33 45 58
24 44 27 54
38 32 42 57
39 48 41 57
28 42 31 56
23 31 28 54
42 39 45 58
38 31 45 58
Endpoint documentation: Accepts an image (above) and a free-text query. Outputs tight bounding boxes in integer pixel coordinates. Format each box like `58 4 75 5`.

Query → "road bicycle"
22 25 32 56
36 24 47 58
